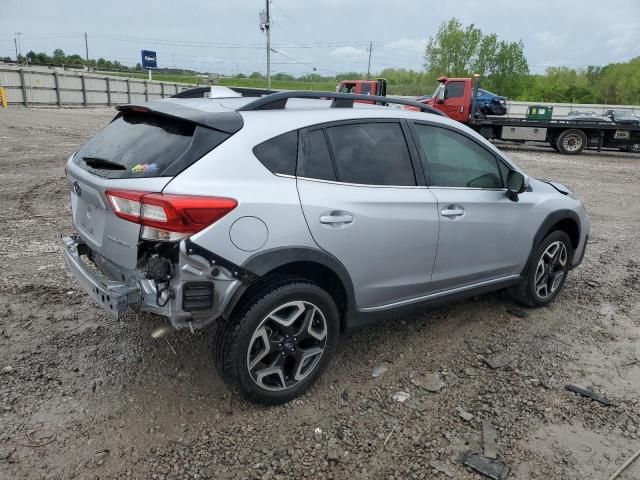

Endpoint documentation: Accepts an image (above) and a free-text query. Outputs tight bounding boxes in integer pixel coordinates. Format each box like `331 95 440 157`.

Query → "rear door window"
324 122 415 186
253 130 298 176
74 112 202 178
301 129 336 181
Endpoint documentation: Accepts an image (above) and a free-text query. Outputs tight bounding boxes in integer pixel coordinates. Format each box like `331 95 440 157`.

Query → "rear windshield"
74 112 199 178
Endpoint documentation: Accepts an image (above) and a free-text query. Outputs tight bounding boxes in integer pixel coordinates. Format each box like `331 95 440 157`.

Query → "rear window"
253 131 298 176
73 112 227 178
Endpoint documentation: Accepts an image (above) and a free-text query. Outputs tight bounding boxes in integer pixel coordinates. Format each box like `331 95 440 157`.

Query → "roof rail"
171 87 212 99
171 86 277 99
236 90 446 116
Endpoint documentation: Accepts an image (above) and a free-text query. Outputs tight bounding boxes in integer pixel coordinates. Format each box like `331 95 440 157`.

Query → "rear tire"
509 230 573 307
626 142 640 154
557 129 587 155
215 279 339 405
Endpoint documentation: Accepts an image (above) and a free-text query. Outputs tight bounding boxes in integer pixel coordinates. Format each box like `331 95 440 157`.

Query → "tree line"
421 18 640 105
3 49 198 77
3 18 638 105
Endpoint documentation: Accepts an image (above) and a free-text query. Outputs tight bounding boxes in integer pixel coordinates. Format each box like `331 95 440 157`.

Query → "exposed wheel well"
226 261 349 331
547 218 580 250
270 262 347 327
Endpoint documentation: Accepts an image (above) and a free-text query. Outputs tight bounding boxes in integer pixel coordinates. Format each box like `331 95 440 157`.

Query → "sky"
2 0 640 76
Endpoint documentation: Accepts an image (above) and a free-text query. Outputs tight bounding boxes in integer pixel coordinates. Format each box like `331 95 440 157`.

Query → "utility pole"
259 1 271 90
84 32 89 62
266 0 271 90
15 32 22 61
367 41 372 79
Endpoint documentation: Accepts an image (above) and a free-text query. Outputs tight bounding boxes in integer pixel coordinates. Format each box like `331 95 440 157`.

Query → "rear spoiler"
116 102 243 134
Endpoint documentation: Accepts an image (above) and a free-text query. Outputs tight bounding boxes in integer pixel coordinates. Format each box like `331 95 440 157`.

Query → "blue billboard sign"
141 50 157 70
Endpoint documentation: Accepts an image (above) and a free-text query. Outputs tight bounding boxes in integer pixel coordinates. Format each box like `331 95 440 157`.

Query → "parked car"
604 109 640 126
475 88 507 115
566 110 612 122
62 89 590 404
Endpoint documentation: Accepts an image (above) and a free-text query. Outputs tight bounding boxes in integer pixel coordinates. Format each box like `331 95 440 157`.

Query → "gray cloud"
2 0 639 75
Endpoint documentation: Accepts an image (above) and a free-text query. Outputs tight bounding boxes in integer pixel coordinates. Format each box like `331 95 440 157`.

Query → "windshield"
431 83 444 99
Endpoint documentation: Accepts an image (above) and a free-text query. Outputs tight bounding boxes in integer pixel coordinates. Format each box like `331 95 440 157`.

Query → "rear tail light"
105 190 237 241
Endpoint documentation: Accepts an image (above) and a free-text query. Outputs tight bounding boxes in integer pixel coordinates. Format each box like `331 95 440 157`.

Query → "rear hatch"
66 103 242 270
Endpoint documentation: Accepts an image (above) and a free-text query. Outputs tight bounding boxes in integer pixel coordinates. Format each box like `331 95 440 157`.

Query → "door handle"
320 214 353 224
441 207 464 218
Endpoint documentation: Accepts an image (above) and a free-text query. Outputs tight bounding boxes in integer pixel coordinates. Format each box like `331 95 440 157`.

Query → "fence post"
126 78 131 103
80 75 87 107
106 76 111 106
53 71 61 107
19 69 28 107
175 83 178 95
144 80 148 101
161 82 165 98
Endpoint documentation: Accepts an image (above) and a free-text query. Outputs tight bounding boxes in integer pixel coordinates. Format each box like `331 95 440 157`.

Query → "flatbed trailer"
469 116 640 154
422 76 640 155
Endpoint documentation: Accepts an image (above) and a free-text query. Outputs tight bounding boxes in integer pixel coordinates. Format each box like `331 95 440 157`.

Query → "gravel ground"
0 107 639 480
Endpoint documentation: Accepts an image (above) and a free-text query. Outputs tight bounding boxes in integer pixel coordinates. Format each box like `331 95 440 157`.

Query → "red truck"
337 78 387 102
421 76 640 155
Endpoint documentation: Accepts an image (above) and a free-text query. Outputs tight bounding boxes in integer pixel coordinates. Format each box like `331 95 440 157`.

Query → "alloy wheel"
534 241 568 299
246 300 328 391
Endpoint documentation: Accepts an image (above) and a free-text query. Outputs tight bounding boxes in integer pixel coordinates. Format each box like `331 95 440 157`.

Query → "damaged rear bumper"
61 235 141 318
61 235 244 329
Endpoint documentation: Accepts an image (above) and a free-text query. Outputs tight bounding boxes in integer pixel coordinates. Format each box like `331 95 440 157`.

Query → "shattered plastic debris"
565 384 613 406
464 453 509 480
371 365 389 378
412 373 446 392
392 391 410 403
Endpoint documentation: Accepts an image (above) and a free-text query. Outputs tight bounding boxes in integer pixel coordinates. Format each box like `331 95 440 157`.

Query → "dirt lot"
0 107 639 480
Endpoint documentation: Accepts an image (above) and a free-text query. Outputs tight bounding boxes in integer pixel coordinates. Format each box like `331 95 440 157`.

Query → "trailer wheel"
557 129 587 155
627 142 640 154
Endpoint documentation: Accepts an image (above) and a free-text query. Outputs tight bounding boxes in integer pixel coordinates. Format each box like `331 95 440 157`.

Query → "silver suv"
62 88 590 404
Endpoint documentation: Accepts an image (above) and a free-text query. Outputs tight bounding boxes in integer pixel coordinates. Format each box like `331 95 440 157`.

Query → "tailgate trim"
61 235 141 318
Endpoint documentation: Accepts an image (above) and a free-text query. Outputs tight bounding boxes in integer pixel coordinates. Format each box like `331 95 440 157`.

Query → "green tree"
483 40 529 98
423 18 482 76
52 48 65 63
423 18 529 97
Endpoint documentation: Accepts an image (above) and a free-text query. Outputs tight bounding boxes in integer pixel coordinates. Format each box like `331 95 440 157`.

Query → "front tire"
509 230 573 307
216 280 339 405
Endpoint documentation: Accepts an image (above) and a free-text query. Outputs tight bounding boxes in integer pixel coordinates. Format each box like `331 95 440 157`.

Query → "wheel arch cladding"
223 247 355 331
533 210 581 252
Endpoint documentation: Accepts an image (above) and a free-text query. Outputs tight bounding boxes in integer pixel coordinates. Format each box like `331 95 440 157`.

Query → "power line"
374 42 425 54
270 48 335 74
272 3 321 44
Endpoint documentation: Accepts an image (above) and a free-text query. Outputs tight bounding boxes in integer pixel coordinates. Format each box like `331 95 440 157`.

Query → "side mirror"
506 170 527 201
